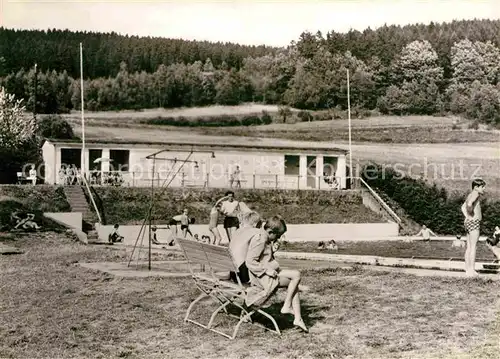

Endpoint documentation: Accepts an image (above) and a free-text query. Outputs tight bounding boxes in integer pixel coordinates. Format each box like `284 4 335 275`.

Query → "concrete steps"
63 186 90 214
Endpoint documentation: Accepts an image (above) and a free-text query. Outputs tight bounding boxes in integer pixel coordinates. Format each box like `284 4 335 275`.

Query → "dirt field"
2 233 500 359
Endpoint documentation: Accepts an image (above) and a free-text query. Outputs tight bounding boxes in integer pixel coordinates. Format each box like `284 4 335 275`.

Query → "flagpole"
80 43 86 177
346 68 353 187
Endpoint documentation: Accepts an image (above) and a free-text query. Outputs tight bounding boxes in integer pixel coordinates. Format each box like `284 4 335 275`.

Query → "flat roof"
44 136 348 155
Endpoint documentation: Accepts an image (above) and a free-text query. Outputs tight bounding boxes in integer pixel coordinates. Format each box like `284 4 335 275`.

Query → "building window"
61 149 81 169
284 155 300 175
110 150 130 171
89 149 103 171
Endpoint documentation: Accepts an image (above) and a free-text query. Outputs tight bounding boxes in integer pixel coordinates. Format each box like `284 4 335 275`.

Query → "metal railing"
81 174 103 224
58 170 347 191
357 176 402 225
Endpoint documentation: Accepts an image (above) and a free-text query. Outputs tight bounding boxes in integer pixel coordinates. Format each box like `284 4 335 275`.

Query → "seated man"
245 215 309 332
228 211 262 284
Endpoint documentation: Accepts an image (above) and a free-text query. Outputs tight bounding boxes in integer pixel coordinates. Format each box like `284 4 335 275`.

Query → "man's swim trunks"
464 218 480 233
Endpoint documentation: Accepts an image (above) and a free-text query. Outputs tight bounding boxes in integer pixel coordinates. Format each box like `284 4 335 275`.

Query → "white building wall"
42 141 347 190
338 154 347 189
41 142 56 184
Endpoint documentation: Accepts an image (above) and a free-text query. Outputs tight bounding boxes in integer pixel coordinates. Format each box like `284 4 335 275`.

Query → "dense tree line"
0 28 276 78
1 19 500 124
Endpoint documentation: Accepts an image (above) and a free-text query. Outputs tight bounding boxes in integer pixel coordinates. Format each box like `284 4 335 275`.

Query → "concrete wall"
44 212 82 230
361 189 393 222
97 222 399 245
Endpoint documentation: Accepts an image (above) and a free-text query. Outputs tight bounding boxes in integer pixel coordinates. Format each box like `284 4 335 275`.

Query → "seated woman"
245 215 308 332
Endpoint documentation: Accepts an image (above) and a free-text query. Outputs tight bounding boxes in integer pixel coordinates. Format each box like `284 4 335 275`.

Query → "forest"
0 19 499 124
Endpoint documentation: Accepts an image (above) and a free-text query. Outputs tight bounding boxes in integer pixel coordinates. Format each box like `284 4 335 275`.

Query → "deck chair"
176 238 281 339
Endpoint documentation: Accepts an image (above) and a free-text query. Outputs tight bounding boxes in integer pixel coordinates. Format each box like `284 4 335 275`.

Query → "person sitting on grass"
452 234 465 248
151 226 160 245
326 239 338 251
108 224 124 244
245 215 309 333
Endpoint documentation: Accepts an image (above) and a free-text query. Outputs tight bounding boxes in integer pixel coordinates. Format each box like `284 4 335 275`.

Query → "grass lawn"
282 240 498 261
2 233 500 359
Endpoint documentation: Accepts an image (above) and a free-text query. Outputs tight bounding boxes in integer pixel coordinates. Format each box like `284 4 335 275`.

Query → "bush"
361 163 498 235
313 112 331 122
297 110 313 122
143 115 241 127
259 111 271 124
468 120 479 130
38 115 76 139
241 115 262 126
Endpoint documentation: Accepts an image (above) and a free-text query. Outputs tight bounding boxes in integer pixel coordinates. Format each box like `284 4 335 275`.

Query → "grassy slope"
0 185 386 225
0 185 70 213
94 187 385 225
1 233 499 359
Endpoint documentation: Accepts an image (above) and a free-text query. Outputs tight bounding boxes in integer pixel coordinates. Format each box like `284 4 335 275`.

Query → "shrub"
297 110 313 122
468 120 479 130
278 105 292 123
142 115 241 127
313 112 331 122
241 115 262 126
260 111 273 125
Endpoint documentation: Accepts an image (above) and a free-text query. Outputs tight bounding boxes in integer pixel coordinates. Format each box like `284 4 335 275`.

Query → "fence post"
253 174 256 189
206 173 210 188
275 174 278 189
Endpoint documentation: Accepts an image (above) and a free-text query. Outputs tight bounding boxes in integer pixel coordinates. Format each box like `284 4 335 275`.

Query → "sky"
1 0 500 47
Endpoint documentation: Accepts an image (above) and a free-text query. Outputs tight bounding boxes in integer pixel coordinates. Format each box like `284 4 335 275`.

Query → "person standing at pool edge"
461 178 486 277
220 191 240 242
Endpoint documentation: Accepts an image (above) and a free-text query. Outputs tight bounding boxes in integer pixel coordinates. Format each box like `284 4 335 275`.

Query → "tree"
379 41 444 114
0 87 36 149
450 39 500 86
0 57 6 77
38 115 75 139
0 87 40 183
